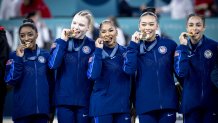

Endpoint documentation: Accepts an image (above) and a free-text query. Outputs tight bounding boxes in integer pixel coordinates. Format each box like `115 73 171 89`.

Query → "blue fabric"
88 45 131 116
123 35 178 115
57 106 90 123
93 113 131 123
14 114 48 123
138 110 176 123
48 36 95 107
174 35 218 114
5 47 54 120
183 108 218 123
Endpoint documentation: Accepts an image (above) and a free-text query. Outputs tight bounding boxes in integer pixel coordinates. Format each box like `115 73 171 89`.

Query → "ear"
86 24 91 32
203 26 206 32
36 33 38 38
138 23 141 32
156 24 159 30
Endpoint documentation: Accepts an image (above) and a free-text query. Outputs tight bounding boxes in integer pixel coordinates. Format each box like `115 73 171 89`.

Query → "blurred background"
1 0 218 122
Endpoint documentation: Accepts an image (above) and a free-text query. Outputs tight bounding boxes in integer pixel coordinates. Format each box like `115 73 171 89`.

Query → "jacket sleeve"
4 53 24 86
87 48 103 80
123 41 139 75
0 29 10 83
174 45 190 78
48 38 67 69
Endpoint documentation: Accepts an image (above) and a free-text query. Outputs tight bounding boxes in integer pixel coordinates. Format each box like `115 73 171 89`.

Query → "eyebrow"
20 31 33 34
141 22 155 24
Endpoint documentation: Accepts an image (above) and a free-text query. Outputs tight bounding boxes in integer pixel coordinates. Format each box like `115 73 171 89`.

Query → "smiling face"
71 14 90 39
139 15 158 41
19 26 38 50
99 21 117 48
186 16 205 43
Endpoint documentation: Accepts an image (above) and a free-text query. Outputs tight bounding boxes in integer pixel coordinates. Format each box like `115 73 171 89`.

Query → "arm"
87 38 103 80
48 38 67 69
48 28 72 69
4 53 23 86
123 32 140 75
174 32 191 78
87 48 103 80
174 45 190 78
0 29 10 82
123 41 138 75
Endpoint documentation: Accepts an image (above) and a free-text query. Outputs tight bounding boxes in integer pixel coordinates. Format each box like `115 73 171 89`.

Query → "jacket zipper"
154 51 162 109
34 61 39 113
201 54 204 101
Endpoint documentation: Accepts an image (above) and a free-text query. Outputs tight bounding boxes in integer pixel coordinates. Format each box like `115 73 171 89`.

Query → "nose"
105 31 110 36
24 35 29 41
74 24 79 30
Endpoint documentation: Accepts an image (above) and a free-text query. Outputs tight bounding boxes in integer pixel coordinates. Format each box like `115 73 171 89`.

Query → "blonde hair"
75 10 93 27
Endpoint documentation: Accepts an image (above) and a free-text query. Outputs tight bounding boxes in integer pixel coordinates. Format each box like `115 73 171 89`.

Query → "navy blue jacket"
5 47 54 120
87 45 131 116
174 35 218 113
48 37 95 107
123 35 178 115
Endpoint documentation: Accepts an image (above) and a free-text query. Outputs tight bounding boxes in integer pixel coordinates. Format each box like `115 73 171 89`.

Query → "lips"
103 36 113 41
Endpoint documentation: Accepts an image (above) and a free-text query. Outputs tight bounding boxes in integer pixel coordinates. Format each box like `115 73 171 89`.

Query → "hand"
95 38 104 49
179 32 189 45
131 31 140 44
61 28 71 41
16 44 26 57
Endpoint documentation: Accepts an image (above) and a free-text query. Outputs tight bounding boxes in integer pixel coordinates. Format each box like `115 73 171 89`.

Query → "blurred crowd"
1 0 218 51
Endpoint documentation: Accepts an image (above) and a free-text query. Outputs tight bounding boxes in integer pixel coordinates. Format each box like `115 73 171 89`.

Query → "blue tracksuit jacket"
174 35 218 113
48 36 95 107
123 35 178 115
4 47 54 120
87 45 131 116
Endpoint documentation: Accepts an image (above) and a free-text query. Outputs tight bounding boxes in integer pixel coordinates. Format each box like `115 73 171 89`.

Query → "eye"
79 23 85 27
101 31 105 34
196 24 202 27
20 34 25 38
28 33 34 37
109 29 114 32
188 24 193 27
149 23 154 26
141 23 146 27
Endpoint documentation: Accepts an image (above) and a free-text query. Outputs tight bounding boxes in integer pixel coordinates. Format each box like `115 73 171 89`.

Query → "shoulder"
118 45 127 52
85 36 95 48
118 44 127 57
157 36 177 48
39 48 50 58
204 36 218 46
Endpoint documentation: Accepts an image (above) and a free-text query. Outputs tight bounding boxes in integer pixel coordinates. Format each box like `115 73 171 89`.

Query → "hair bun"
143 7 156 14
23 18 34 24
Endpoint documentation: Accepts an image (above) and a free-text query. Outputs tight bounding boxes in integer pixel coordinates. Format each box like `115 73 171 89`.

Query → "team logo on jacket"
82 46 91 54
158 46 167 54
204 50 213 59
38 56 46 63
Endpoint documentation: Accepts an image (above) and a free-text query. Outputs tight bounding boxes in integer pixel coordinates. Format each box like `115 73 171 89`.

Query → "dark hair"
99 20 117 30
108 16 119 27
18 18 38 33
186 13 205 27
140 7 158 23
